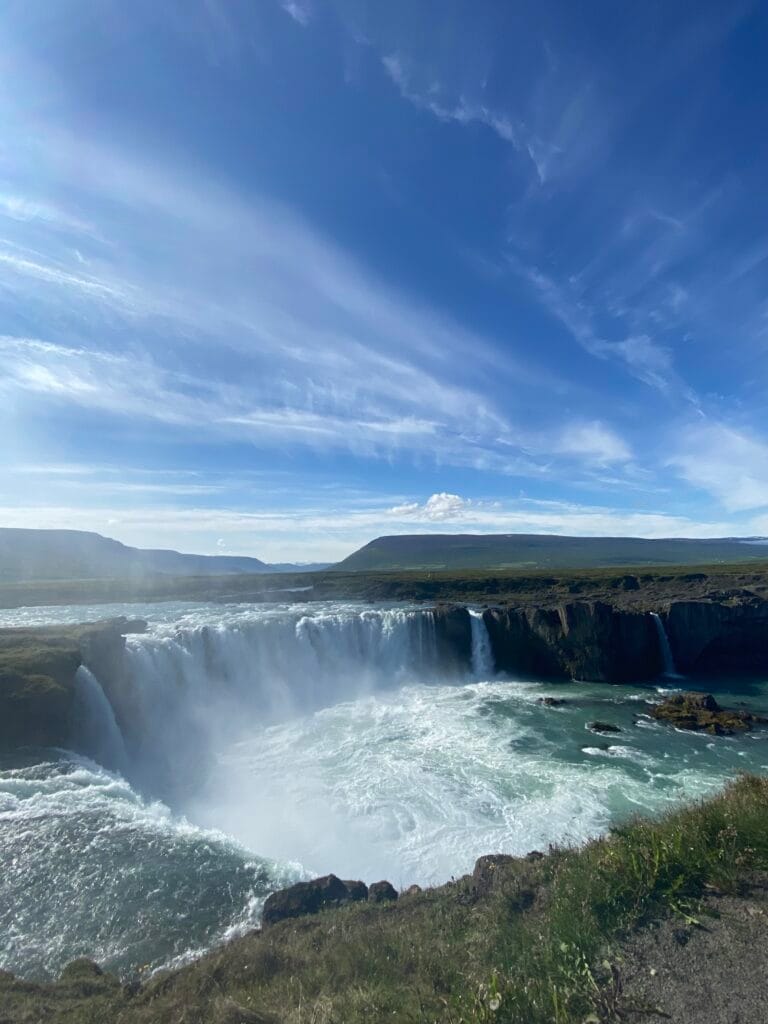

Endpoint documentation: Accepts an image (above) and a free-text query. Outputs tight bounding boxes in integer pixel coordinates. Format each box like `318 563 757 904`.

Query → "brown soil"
616 875 768 1022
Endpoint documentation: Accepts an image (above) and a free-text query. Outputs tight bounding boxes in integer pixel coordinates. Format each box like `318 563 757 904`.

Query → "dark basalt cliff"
3 596 768 753
435 595 768 683
483 602 662 682
665 597 768 673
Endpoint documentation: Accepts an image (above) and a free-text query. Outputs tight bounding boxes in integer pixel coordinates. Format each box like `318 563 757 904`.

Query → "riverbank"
2 775 767 1023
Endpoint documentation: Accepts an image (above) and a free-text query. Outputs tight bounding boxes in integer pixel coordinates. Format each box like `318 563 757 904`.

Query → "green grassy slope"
2 776 767 1023
336 533 768 571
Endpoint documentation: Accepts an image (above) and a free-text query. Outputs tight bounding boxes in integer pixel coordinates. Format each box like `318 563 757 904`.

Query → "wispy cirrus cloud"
555 421 632 464
517 260 698 403
380 52 592 185
0 132 640 486
669 422 768 513
280 1 311 26
0 192 95 236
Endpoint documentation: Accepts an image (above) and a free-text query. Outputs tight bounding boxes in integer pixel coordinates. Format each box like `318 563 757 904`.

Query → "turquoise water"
1 599 767 981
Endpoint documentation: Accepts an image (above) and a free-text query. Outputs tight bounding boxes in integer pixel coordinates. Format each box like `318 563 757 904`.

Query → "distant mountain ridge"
0 529 326 582
335 533 768 572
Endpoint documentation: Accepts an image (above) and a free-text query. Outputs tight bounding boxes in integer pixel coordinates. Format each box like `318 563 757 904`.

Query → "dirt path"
617 876 768 1022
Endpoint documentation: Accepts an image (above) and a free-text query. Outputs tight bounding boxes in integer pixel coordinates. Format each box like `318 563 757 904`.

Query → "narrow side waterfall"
469 610 494 679
71 666 129 773
651 613 680 678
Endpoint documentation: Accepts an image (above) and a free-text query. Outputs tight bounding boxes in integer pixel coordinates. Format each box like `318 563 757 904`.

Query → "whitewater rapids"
1 599 767 980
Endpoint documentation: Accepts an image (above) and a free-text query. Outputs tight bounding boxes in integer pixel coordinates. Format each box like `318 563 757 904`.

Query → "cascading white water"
651 613 680 678
5 597 768 983
83 606 449 797
469 610 494 679
71 666 129 774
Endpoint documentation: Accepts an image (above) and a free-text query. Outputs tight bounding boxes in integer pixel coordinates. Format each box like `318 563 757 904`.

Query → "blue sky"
2 0 768 561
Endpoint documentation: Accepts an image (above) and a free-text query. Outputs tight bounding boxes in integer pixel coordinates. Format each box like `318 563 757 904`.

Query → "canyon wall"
3 597 768 755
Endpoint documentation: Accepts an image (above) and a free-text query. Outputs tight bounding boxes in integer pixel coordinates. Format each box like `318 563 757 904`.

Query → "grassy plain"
1 559 768 610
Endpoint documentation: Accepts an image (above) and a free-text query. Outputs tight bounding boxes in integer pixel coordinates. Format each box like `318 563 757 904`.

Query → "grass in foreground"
2 775 768 1023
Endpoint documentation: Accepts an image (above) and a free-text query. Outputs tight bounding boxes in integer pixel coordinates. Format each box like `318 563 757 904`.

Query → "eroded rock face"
261 875 369 927
483 602 663 683
432 605 472 674
650 691 768 736
665 600 768 673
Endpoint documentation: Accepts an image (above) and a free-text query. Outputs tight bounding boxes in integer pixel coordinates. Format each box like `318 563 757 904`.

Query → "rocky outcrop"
0 642 80 749
0 618 146 751
261 875 369 927
650 692 768 735
367 880 398 904
471 852 542 909
664 599 768 673
432 605 472 674
587 721 622 734
481 595 768 682
483 602 663 683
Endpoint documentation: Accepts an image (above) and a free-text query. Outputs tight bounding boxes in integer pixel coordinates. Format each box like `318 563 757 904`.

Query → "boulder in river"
587 721 621 734
651 692 768 736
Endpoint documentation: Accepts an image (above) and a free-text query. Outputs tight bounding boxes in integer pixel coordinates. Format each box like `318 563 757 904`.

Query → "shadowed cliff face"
437 596 768 683
665 600 768 674
482 602 663 683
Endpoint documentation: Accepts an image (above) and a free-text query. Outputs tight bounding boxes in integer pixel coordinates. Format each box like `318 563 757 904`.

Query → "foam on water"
189 678 768 887
0 753 299 981
2 599 768 980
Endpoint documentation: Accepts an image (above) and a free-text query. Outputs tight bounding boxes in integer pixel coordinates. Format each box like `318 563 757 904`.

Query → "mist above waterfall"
78 604 453 800
4 597 768 980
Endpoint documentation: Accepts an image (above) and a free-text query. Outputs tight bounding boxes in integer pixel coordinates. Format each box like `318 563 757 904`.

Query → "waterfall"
71 666 129 773
469 610 494 679
77 606 452 798
651 613 680 678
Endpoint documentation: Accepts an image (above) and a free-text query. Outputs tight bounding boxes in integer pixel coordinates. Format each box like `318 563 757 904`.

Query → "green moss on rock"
650 691 768 735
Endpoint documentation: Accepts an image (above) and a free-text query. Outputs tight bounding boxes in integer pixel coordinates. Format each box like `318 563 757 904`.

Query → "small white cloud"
424 492 470 518
389 492 471 521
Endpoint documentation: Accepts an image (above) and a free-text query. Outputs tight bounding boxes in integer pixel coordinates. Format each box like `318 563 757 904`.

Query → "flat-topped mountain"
335 532 768 572
0 528 291 581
